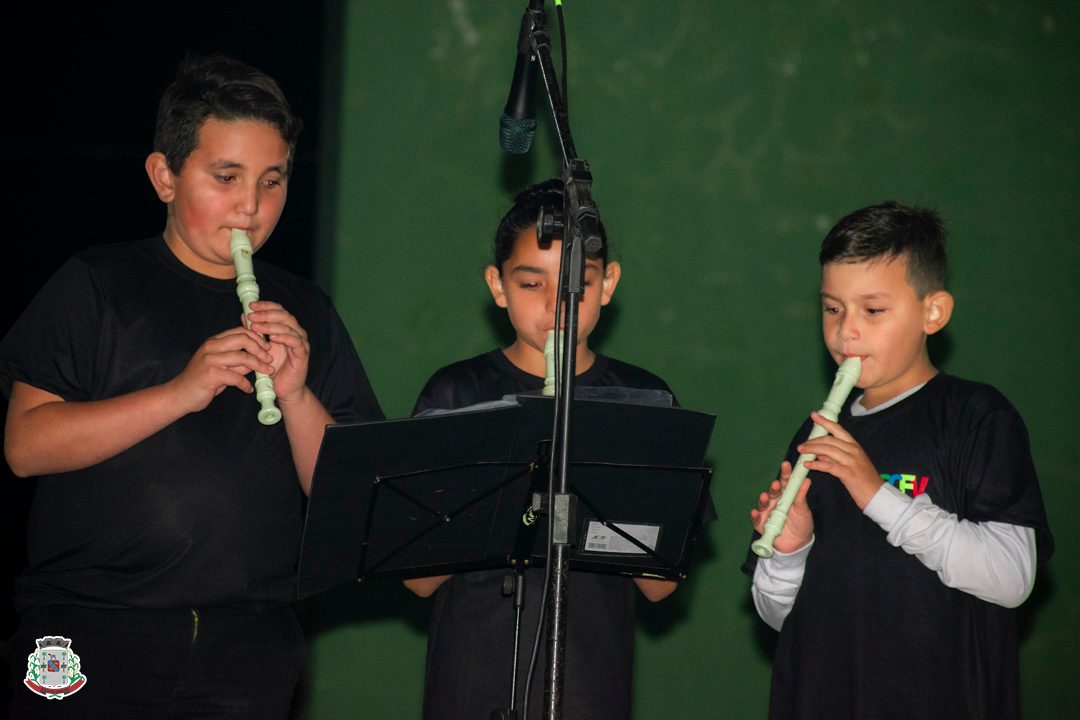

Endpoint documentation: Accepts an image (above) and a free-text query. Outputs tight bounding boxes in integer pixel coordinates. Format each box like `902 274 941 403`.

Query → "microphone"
499 2 544 154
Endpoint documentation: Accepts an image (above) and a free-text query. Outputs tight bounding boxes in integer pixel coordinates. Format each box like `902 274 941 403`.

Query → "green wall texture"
302 2 1079 718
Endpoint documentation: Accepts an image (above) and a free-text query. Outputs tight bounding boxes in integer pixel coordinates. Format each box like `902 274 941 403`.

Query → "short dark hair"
493 178 609 272
153 54 302 175
819 201 947 297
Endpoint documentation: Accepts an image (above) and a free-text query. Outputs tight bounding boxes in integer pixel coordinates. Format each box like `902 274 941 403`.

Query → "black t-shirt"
754 373 1052 720
415 349 675 720
0 236 383 610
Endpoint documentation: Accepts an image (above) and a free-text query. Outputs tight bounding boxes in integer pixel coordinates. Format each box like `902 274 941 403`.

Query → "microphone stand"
523 4 604 718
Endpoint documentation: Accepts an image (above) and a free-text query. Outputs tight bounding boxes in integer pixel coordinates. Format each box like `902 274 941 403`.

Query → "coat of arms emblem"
24 636 87 699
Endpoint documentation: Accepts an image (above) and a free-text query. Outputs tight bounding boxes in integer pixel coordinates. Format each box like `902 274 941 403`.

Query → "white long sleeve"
864 483 1036 608
750 484 1037 631
750 540 812 631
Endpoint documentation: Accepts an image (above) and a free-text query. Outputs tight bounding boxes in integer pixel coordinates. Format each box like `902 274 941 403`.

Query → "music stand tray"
297 392 715 599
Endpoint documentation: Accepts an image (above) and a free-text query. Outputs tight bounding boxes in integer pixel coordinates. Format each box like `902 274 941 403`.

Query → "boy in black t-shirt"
1 55 382 719
406 179 687 720
745 202 1053 719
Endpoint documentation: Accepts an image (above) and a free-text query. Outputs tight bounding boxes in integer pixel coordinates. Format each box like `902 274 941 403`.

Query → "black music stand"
297 391 715 600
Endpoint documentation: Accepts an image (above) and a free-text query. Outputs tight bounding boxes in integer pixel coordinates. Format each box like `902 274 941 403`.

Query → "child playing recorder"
746 201 1053 719
1 54 382 719
405 178 687 720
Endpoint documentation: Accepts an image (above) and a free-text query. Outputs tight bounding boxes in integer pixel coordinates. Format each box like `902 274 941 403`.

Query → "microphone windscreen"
499 114 537 154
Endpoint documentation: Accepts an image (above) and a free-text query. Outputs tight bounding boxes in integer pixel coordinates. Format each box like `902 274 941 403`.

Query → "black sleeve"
0 256 103 401
410 358 489 416
958 400 1054 562
411 369 460 416
310 299 384 424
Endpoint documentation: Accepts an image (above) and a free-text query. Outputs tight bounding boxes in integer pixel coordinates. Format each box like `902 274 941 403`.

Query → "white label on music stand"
582 521 659 554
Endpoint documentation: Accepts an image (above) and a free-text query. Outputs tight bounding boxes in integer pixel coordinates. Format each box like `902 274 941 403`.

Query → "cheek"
174 187 221 231
822 317 841 345
575 294 603 332
503 291 542 323
880 318 916 346
259 189 288 220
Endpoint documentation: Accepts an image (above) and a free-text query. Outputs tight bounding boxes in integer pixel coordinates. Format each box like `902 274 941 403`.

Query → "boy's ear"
599 261 622 306
484 265 508 309
145 152 176 202
923 290 954 335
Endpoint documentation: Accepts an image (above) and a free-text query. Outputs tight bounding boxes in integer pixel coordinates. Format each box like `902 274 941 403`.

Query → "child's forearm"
634 577 677 602
865 484 1037 607
403 575 452 597
279 386 334 496
4 380 188 477
750 540 812 631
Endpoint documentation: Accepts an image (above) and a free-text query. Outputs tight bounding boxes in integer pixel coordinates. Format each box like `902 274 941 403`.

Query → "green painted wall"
302 3 1079 718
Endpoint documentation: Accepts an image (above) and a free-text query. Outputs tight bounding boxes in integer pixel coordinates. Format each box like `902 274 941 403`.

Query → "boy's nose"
236 184 259 215
838 314 860 340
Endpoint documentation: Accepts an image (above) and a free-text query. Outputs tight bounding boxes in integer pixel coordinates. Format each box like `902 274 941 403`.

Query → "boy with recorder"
745 201 1053 719
1 54 381 718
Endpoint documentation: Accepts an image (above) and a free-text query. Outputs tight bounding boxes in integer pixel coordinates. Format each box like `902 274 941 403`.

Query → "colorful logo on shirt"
880 472 929 497
24 636 87 699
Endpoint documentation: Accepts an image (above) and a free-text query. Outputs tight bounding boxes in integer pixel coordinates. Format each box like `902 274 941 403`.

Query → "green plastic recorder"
543 329 564 396
229 228 282 426
751 356 861 558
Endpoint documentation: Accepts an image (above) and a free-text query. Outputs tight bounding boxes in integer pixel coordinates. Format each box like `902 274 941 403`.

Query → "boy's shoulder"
416 349 509 395
424 350 507 383
875 372 1027 441
252 254 330 303
923 372 1016 415
61 236 193 280
62 237 155 271
18 238 163 305
412 350 520 415
590 354 674 396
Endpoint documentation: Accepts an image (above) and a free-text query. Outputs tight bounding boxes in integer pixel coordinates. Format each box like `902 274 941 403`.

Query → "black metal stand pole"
523 5 605 719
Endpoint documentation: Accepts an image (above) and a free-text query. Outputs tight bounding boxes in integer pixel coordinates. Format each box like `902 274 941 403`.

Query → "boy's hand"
799 412 883 510
244 301 312 407
171 327 276 414
750 460 814 554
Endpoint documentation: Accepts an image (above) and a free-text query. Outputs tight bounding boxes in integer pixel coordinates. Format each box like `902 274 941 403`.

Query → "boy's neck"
163 228 237 280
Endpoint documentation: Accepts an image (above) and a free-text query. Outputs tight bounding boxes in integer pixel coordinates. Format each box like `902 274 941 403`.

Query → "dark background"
2 2 327 708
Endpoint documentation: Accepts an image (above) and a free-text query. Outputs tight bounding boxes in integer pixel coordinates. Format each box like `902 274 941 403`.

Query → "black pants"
7 602 303 719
